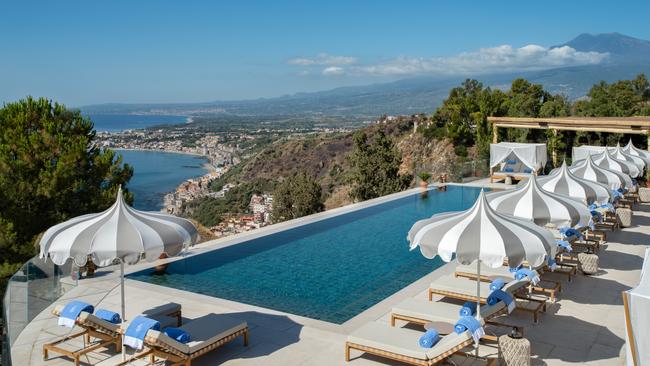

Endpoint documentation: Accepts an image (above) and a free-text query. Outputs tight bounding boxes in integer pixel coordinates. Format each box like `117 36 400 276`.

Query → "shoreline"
113 147 207 158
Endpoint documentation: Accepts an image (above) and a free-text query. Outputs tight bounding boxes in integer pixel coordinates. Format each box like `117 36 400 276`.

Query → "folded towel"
523 167 533 173
503 167 514 172
163 327 191 344
459 301 477 316
601 203 615 212
506 159 517 164
617 187 628 194
559 227 583 239
612 190 624 200
514 268 540 285
591 210 603 223
418 329 440 348
548 257 557 271
58 300 94 328
123 316 160 350
487 289 515 313
454 316 485 344
589 203 597 211
489 278 505 291
556 239 573 252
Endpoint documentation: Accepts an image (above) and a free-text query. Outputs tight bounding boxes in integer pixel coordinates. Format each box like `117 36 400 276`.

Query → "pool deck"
10 181 647 365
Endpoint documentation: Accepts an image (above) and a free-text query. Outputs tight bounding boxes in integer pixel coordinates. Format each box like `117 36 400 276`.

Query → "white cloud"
322 66 345 76
354 45 608 76
288 53 357 66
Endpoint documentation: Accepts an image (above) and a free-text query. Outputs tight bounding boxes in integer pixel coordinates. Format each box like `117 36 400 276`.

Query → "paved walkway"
10 188 647 366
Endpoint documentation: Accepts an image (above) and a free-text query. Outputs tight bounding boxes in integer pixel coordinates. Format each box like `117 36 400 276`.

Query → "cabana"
623 248 650 365
489 142 547 183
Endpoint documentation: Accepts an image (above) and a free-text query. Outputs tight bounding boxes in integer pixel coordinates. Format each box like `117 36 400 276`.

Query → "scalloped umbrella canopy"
39 187 198 325
537 161 611 205
570 155 634 191
408 190 556 269
486 175 592 228
39 188 198 267
610 144 646 172
592 150 640 178
623 139 650 166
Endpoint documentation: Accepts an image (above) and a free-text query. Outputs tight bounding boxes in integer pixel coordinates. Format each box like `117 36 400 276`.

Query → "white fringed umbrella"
592 150 641 178
539 161 611 205
610 144 646 172
39 188 198 322
570 155 634 191
408 190 556 322
622 139 650 166
486 175 592 229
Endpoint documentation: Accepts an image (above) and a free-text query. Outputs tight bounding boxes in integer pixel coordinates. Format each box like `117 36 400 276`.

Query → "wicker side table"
498 335 530 366
616 207 633 228
639 187 650 202
577 252 599 275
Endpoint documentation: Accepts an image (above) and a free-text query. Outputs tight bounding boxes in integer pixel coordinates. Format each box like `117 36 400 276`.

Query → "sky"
2 0 650 106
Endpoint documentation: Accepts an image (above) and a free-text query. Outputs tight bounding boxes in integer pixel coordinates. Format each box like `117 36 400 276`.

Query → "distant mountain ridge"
82 33 650 118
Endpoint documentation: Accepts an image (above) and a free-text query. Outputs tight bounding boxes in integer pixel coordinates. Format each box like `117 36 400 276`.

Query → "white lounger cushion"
348 321 472 360
53 303 179 333
431 275 529 298
148 314 247 355
393 298 506 324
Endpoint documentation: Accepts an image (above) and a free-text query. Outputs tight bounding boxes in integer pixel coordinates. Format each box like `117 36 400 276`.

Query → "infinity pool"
129 186 483 324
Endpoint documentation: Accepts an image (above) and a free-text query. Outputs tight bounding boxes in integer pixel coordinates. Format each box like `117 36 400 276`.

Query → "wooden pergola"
489 116 650 165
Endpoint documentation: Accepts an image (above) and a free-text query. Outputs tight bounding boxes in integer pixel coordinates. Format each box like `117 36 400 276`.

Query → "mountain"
82 33 650 118
556 32 650 62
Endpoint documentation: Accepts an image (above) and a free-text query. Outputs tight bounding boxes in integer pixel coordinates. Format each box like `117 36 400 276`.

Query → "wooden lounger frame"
140 326 249 366
345 337 495 366
454 270 561 302
42 322 121 366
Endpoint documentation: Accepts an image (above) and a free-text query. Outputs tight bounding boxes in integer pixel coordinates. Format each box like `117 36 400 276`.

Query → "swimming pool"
129 185 483 324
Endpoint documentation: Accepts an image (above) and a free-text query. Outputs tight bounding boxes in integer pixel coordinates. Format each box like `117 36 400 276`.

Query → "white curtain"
572 145 608 162
490 142 547 170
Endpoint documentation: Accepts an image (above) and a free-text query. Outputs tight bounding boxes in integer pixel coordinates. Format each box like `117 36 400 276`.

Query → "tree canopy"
272 171 323 222
347 130 411 201
0 97 133 287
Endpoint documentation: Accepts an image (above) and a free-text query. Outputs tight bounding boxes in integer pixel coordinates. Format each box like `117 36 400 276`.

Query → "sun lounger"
454 264 561 302
44 303 181 366
428 275 545 323
346 321 493 365
137 313 248 366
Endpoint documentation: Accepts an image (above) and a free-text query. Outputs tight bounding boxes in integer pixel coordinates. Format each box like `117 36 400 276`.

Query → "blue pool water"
129 185 483 324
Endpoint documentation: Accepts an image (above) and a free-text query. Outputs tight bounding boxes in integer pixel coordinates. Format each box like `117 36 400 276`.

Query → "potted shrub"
418 172 431 188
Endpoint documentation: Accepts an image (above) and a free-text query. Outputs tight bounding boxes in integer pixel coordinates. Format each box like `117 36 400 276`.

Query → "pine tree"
272 171 323 222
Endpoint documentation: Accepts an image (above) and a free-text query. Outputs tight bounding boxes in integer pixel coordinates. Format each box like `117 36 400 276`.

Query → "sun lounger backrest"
146 329 191 355
502 278 529 294
77 312 121 335
479 301 506 319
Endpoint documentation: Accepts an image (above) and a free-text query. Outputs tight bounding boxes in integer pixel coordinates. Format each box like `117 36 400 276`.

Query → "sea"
86 113 189 132
116 150 209 211
87 113 207 211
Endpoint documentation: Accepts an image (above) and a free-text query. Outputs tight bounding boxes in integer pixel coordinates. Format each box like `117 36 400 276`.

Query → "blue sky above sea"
2 0 650 106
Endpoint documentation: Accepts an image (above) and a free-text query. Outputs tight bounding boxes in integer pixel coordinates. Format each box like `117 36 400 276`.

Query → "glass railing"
1 257 75 366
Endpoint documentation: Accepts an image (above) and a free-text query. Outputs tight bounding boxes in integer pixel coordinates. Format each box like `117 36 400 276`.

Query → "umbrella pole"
120 260 126 361
475 259 481 357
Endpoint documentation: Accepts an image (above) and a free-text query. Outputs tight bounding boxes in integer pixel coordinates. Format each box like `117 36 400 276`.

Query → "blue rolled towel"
556 239 572 252
123 316 160 350
508 265 522 273
589 203 598 211
489 278 505 291
58 300 94 328
418 329 440 348
459 301 477 316
487 289 514 309
591 210 603 223
548 257 557 270
503 167 514 172
523 167 533 173
163 327 191 344
559 227 583 239
95 309 121 324
514 268 540 285
612 190 623 200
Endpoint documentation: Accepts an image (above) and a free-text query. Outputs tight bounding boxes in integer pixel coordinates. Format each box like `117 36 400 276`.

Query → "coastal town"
97 128 276 238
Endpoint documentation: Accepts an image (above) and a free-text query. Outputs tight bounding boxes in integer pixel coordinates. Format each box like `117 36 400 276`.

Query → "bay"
87 114 189 132
116 149 208 211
